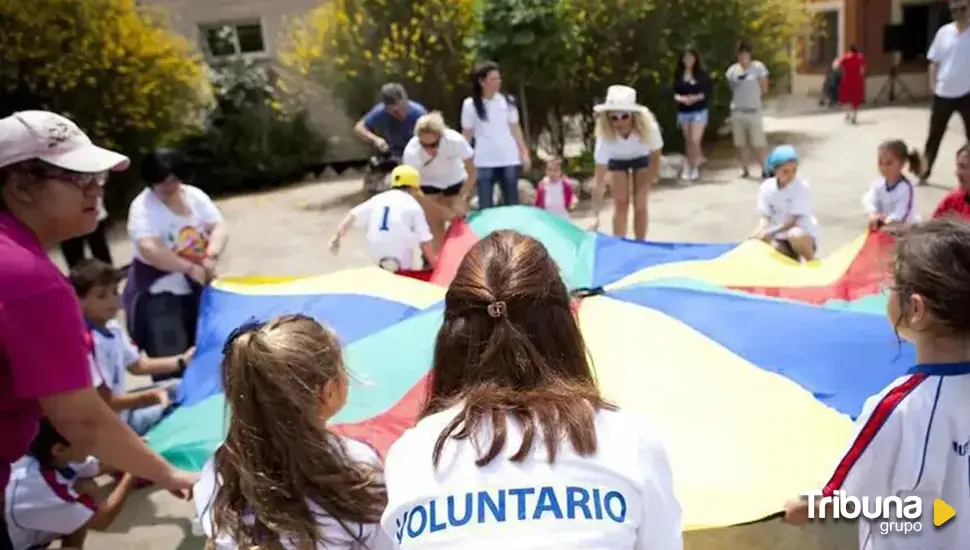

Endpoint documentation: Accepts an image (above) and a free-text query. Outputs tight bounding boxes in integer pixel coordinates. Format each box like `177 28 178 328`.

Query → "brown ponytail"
425 230 614 468
880 139 922 176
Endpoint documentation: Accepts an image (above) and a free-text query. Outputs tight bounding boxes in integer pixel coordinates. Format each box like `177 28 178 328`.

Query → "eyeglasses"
16 162 107 192
609 113 631 122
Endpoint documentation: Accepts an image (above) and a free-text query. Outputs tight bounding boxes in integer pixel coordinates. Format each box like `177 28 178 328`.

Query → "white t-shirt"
460 95 521 168
539 180 570 218
818 365 970 550
4 456 98 549
381 406 683 550
927 23 970 98
350 189 433 270
194 436 393 550
756 177 818 240
402 129 474 190
862 177 918 225
127 185 224 295
593 118 664 165
88 320 138 396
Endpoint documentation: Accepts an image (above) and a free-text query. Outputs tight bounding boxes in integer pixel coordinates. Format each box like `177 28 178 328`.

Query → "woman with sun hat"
590 85 664 240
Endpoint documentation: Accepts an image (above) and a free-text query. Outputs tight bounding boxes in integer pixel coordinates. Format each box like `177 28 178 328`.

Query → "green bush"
179 60 327 196
284 0 808 157
280 0 478 125
0 0 210 215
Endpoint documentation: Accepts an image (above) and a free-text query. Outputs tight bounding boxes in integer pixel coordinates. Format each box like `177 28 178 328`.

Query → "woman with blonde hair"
403 111 476 249
380 230 682 550
590 86 663 240
194 314 391 550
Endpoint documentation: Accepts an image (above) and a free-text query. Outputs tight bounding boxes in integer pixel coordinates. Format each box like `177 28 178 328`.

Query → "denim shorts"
677 109 709 126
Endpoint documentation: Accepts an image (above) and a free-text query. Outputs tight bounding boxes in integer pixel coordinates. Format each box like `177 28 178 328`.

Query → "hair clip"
487 301 507 318
222 317 265 355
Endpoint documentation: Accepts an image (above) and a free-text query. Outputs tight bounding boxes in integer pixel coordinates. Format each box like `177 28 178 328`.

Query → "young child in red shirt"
932 143 970 220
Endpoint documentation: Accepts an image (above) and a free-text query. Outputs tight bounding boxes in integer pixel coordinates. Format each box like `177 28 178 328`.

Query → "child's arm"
329 211 357 254
533 178 546 207
82 473 136 531
105 387 169 412
127 350 189 377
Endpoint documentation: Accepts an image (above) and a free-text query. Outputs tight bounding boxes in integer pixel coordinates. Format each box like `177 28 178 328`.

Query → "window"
805 10 840 67
900 2 952 62
200 21 266 58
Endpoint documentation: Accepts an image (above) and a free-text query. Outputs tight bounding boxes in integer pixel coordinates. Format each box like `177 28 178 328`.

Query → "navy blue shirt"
363 100 428 156
672 72 712 113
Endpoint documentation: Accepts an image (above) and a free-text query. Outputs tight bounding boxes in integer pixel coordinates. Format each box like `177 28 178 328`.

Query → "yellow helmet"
390 165 422 194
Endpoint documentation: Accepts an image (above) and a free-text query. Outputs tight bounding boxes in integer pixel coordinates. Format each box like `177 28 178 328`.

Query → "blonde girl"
194 315 391 550
590 85 663 240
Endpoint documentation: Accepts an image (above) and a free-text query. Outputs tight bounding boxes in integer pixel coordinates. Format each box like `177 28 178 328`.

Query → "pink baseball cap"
0 110 130 173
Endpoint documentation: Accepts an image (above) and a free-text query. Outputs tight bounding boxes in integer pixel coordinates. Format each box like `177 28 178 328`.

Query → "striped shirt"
862 177 917 225
821 362 970 550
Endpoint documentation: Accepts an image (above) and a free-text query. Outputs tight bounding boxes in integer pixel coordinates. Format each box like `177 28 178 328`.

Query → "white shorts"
365 240 417 270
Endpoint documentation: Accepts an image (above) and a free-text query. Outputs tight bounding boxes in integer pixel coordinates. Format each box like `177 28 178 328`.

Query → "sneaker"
680 164 691 180
689 166 700 181
741 168 750 179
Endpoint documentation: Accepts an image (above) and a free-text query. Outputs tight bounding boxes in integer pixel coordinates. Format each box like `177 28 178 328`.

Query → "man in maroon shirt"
932 143 970 219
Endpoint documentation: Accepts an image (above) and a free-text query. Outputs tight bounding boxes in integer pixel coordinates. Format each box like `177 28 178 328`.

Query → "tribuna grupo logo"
803 490 924 535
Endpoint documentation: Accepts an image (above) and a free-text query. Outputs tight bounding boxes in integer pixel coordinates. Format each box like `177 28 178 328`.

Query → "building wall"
144 0 371 162
792 0 936 101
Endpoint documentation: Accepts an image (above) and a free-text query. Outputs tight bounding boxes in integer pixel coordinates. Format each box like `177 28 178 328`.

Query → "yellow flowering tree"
280 0 477 124
0 0 209 208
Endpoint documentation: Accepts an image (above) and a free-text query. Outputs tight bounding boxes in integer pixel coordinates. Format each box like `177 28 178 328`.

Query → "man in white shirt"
330 165 436 271
921 0 970 183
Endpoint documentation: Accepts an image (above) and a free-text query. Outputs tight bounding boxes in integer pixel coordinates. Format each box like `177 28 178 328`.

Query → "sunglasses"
609 113 631 122
420 138 441 150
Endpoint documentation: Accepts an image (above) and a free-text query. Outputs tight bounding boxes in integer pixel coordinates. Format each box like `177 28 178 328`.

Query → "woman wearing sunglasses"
590 85 663 240
0 111 196 549
402 111 476 250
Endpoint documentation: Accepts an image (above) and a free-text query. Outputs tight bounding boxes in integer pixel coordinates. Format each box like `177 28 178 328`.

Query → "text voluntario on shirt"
394 485 628 543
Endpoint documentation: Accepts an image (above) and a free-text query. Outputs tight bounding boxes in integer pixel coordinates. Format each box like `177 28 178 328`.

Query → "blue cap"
766 145 798 171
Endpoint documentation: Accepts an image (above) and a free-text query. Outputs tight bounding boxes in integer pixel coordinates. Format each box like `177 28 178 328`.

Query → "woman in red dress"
835 44 866 123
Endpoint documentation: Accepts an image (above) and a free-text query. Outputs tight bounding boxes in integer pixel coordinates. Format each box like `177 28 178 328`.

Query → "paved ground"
75 101 966 549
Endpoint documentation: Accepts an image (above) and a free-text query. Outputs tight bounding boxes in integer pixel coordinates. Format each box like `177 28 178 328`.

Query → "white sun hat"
0 110 130 173
593 85 649 114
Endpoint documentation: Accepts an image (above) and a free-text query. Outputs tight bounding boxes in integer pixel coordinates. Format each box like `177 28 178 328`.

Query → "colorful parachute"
145 206 911 531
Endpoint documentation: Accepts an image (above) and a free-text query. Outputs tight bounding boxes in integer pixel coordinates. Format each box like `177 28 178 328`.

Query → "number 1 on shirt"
379 206 390 231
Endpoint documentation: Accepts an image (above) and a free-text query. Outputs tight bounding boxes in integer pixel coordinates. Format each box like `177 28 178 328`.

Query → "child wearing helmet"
329 165 437 271
749 145 819 261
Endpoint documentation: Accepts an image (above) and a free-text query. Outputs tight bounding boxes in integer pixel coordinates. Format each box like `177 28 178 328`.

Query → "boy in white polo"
330 164 437 271
4 419 135 549
784 218 970 550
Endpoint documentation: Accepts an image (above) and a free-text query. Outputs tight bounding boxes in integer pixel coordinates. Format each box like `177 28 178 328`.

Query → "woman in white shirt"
590 85 663 240
750 145 819 261
403 112 476 249
194 314 391 550
380 230 683 550
122 148 228 381
460 61 531 209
